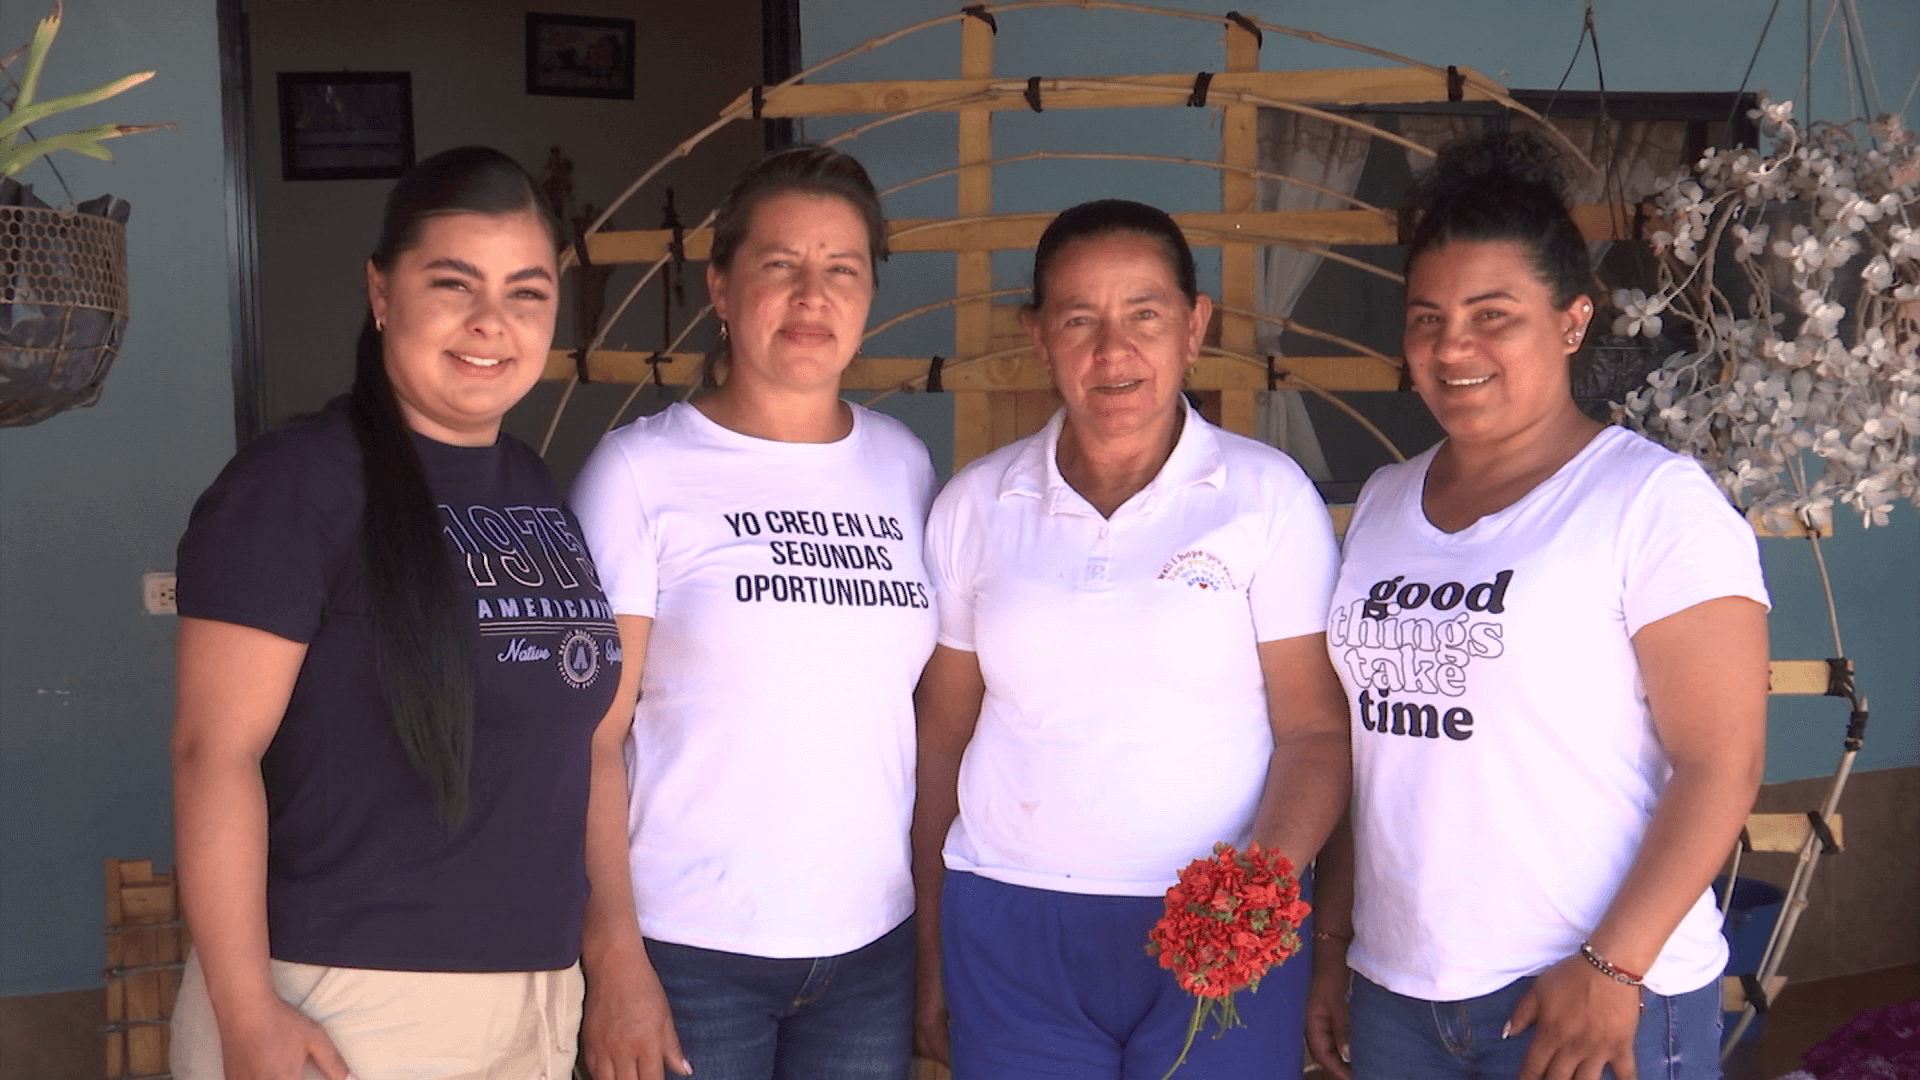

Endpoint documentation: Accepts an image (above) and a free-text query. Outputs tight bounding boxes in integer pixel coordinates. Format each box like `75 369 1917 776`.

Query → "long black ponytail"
350 146 561 827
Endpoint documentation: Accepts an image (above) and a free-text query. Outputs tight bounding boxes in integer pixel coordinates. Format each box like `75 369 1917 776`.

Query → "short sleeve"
923 476 979 653
1246 459 1341 642
570 435 661 618
175 426 357 643
1619 457 1772 637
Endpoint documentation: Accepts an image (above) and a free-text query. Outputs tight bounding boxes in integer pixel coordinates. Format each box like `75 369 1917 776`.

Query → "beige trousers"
171 952 583 1080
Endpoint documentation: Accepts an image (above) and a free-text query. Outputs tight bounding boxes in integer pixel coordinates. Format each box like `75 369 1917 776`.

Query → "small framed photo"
525 13 635 99
277 72 415 181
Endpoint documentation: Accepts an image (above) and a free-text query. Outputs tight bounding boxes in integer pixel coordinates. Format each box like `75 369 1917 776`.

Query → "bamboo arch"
537 2 1631 468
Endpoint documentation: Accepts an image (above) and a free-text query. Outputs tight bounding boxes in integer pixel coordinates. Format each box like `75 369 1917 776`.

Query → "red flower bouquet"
1146 842 1311 1078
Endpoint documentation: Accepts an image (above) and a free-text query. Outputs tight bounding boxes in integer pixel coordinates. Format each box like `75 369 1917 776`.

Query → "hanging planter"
0 0 168 426
1 182 129 425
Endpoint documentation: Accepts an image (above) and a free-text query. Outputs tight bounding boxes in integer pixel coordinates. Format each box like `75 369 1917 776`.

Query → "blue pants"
1348 971 1722 1080
642 917 914 1080
942 871 1309 1080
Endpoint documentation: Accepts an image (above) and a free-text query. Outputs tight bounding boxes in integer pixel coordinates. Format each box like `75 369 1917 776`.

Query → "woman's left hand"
1507 953 1641 1080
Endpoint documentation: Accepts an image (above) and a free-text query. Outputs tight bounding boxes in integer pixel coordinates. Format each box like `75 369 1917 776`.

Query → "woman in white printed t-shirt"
1305 133 1770 1080
913 199 1352 1080
570 146 937 1080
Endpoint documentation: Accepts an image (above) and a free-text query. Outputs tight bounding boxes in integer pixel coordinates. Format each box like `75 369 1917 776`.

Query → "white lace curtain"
1251 111 1374 482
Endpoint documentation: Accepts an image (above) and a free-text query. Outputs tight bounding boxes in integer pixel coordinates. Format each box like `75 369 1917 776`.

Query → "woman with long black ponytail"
170 146 641 1080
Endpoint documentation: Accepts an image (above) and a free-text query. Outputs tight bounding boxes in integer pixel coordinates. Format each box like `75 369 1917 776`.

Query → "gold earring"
719 322 729 341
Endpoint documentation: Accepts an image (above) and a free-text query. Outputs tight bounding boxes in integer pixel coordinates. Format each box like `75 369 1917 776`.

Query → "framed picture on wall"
277 72 415 181
525 13 635 99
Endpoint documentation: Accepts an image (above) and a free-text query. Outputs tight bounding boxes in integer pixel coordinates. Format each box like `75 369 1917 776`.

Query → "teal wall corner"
1 0 230 995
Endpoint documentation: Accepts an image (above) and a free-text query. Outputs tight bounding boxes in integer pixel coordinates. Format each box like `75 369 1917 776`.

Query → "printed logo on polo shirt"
1326 570 1514 743
1157 550 1238 592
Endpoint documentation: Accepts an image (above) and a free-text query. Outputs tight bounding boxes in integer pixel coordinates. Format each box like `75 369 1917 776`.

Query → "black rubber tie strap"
645 352 668 388
1824 657 1855 699
1188 72 1215 107
1740 974 1771 1014
751 85 765 120
963 5 998 33
1396 204 1418 246
1807 810 1841 854
570 224 597 384
1266 356 1280 391
1224 12 1263 48
1025 76 1044 112
1447 65 1465 102
926 355 946 393
1738 824 1753 853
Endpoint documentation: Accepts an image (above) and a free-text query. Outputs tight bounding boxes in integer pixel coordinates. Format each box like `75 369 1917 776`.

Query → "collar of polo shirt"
997 399 1228 517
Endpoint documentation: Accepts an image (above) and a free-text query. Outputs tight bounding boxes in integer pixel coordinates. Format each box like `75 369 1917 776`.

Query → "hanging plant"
1 0 170 426
1615 97 1919 531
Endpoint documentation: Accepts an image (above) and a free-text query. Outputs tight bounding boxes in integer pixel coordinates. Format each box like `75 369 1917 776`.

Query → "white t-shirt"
1330 425 1770 1000
926 404 1340 897
571 402 938 958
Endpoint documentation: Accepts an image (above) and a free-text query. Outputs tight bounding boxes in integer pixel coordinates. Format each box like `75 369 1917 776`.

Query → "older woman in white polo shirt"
912 199 1351 1080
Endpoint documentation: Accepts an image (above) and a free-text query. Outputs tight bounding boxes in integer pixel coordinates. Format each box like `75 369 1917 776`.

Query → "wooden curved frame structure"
539 2 1634 467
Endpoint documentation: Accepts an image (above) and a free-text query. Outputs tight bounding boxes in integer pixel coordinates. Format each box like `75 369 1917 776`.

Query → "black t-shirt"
176 398 620 971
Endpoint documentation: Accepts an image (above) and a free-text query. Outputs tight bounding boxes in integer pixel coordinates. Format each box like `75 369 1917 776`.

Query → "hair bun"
1418 130 1569 207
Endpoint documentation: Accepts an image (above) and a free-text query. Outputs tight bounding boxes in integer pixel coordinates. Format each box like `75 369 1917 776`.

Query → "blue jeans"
942 871 1309 1080
642 918 914 1080
1348 971 1722 1080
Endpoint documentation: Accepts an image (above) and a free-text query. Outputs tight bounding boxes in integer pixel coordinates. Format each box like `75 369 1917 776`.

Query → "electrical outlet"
142 571 177 615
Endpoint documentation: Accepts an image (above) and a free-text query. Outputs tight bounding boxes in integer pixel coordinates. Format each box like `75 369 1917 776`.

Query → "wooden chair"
104 858 188 1079
1719 657 1864 1054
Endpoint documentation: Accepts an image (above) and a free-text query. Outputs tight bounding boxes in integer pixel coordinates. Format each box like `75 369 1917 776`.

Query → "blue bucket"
1714 875 1785 1042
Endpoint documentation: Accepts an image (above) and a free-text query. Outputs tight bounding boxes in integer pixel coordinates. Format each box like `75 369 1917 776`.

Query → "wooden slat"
954 15 998 471
1722 973 1788 1011
544 350 1403 392
104 1027 125 1079
589 204 1632 264
953 391 994 473
127 1023 167 1077
728 67 1504 119
1745 811 1843 853
1214 19 1260 437
1329 505 1355 536
1769 659 1833 696
120 882 177 923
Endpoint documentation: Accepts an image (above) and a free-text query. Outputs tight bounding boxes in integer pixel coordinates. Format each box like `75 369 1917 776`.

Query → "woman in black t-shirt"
170 147 644 1080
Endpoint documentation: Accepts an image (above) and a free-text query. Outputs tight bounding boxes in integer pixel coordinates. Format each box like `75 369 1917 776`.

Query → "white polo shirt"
926 404 1339 896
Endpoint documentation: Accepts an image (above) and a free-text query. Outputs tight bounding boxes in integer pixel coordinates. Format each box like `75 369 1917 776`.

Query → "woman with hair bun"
171 146 626 1079
1306 132 1769 1080
571 145 934 1080
914 198 1349 1079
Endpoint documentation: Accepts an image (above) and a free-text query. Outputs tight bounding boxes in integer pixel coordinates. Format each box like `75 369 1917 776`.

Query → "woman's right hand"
580 947 691 1080
217 998 351 1080
1305 940 1353 1080
912 954 950 1066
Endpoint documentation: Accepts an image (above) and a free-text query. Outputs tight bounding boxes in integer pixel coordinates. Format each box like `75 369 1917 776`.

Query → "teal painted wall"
0 0 228 994
796 0 1920 783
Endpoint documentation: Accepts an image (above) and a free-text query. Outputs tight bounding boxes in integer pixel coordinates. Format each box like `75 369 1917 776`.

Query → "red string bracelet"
1579 942 1645 987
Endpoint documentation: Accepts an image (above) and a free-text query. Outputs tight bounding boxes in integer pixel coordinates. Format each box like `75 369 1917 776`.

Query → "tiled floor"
1725 962 1920 1080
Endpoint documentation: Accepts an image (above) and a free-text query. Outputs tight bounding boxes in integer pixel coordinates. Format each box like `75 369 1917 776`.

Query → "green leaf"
0 122 141 177
2 1 63 153
0 71 154 142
